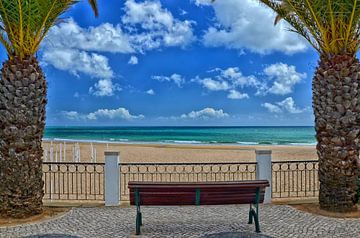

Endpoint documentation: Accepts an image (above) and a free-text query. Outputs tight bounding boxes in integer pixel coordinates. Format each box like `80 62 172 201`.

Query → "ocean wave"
236 141 259 145
110 138 129 142
161 140 203 144
289 142 316 146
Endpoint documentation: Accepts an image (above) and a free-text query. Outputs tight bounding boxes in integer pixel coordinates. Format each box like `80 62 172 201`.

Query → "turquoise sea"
44 126 316 146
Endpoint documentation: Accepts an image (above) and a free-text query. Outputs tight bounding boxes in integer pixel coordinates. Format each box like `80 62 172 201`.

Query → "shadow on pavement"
202 232 273 238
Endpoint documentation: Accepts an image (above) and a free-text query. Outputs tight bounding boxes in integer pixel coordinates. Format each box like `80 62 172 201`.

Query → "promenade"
1 205 359 238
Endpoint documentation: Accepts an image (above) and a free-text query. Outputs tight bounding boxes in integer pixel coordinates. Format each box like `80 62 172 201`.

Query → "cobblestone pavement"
1 205 359 238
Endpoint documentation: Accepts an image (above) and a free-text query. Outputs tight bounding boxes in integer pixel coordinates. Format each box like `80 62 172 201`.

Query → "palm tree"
0 0 98 218
259 0 360 212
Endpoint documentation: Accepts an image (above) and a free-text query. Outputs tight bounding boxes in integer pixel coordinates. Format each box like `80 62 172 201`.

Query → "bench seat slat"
130 194 265 205
128 180 268 206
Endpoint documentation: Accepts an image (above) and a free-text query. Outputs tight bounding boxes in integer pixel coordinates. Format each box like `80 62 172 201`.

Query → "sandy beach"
42 141 318 163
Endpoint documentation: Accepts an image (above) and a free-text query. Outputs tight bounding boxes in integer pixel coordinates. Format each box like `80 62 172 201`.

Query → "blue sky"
11 0 324 126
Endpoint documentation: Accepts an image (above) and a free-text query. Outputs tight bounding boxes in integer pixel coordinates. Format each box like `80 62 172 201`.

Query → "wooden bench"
128 180 270 235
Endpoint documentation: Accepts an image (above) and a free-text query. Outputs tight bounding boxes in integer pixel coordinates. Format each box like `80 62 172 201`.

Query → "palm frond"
88 0 98 17
260 0 360 56
0 0 98 59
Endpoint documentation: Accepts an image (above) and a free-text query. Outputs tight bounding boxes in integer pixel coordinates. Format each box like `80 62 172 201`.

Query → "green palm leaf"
260 0 360 56
0 0 98 59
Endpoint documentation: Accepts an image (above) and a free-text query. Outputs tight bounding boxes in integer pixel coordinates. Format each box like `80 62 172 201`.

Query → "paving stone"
0 205 359 238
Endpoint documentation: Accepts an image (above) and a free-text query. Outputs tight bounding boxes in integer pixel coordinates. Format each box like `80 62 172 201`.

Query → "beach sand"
41 141 319 202
42 141 318 163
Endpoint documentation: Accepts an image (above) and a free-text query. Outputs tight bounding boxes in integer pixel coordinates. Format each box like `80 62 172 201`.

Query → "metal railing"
42 159 321 202
42 162 105 201
119 162 257 201
271 160 319 199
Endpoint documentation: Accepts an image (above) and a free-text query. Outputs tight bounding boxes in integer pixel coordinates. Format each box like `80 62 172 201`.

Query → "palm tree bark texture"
313 54 359 212
0 57 47 218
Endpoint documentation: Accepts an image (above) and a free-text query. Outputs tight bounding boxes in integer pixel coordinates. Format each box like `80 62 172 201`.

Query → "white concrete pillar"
255 150 272 203
105 151 120 206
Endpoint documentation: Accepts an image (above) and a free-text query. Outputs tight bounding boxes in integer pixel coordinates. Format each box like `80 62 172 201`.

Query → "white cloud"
179 9 188 16
194 64 305 99
73 92 80 98
180 108 229 119
194 67 263 99
277 97 303 113
195 67 261 93
44 18 134 54
263 63 306 95
152 73 185 87
42 2 196 96
197 0 308 54
262 97 304 114
146 89 155 95
62 108 144 121
89 79 121 97
262 103 282 113
198 77 230 91
227 90 249 99
42 48 114 79
193 0 212 6
62 111 81 120
122 0 195 51
128 55 138 65
216 67 261 88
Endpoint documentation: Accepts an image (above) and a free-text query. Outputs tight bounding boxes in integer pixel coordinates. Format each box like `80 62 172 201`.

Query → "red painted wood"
128 180 269 206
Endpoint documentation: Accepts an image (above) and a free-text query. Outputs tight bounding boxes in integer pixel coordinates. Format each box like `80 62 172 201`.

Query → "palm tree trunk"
313 54 360 212
0 57 47 218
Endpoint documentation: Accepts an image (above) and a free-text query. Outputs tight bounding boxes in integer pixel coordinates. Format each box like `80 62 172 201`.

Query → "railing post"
105 151 120 206
255 150 272 203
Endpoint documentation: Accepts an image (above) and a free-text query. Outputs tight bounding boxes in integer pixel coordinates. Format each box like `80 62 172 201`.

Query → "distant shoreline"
42 140 318 163
42 138 316 147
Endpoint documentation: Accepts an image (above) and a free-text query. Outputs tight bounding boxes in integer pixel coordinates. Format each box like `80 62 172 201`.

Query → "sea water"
44 126 316 145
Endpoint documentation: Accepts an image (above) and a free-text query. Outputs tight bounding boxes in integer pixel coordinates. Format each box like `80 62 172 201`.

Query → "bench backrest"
128 180 269 206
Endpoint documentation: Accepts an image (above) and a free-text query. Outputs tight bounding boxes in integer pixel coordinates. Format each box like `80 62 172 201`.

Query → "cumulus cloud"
152 73 185 87
122 0 195 51
62 108 144 121
227 90 249 99
263 63 307 95
196 0 307 54
43 23 122 97
128 55 138 65
44 18 134 54
262 97 304 114
62 111 81 120
193 0 212 6
194 67 260 99
180 108 229 119
194 64 305 99
197 77 230 91
42 49 114 79
262 103 282 113
146 89 155 95
89 79 121 97
42 1 195 96
277 97 304 113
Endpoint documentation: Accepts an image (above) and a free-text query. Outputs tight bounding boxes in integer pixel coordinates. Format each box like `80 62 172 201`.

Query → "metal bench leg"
136 211 141 235
139 212 143 226
252 210 260 233
135 189 142 235
248 204 253 224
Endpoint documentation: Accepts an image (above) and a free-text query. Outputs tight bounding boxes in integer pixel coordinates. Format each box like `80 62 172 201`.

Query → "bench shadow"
22 234 81 238
201 232 273 238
